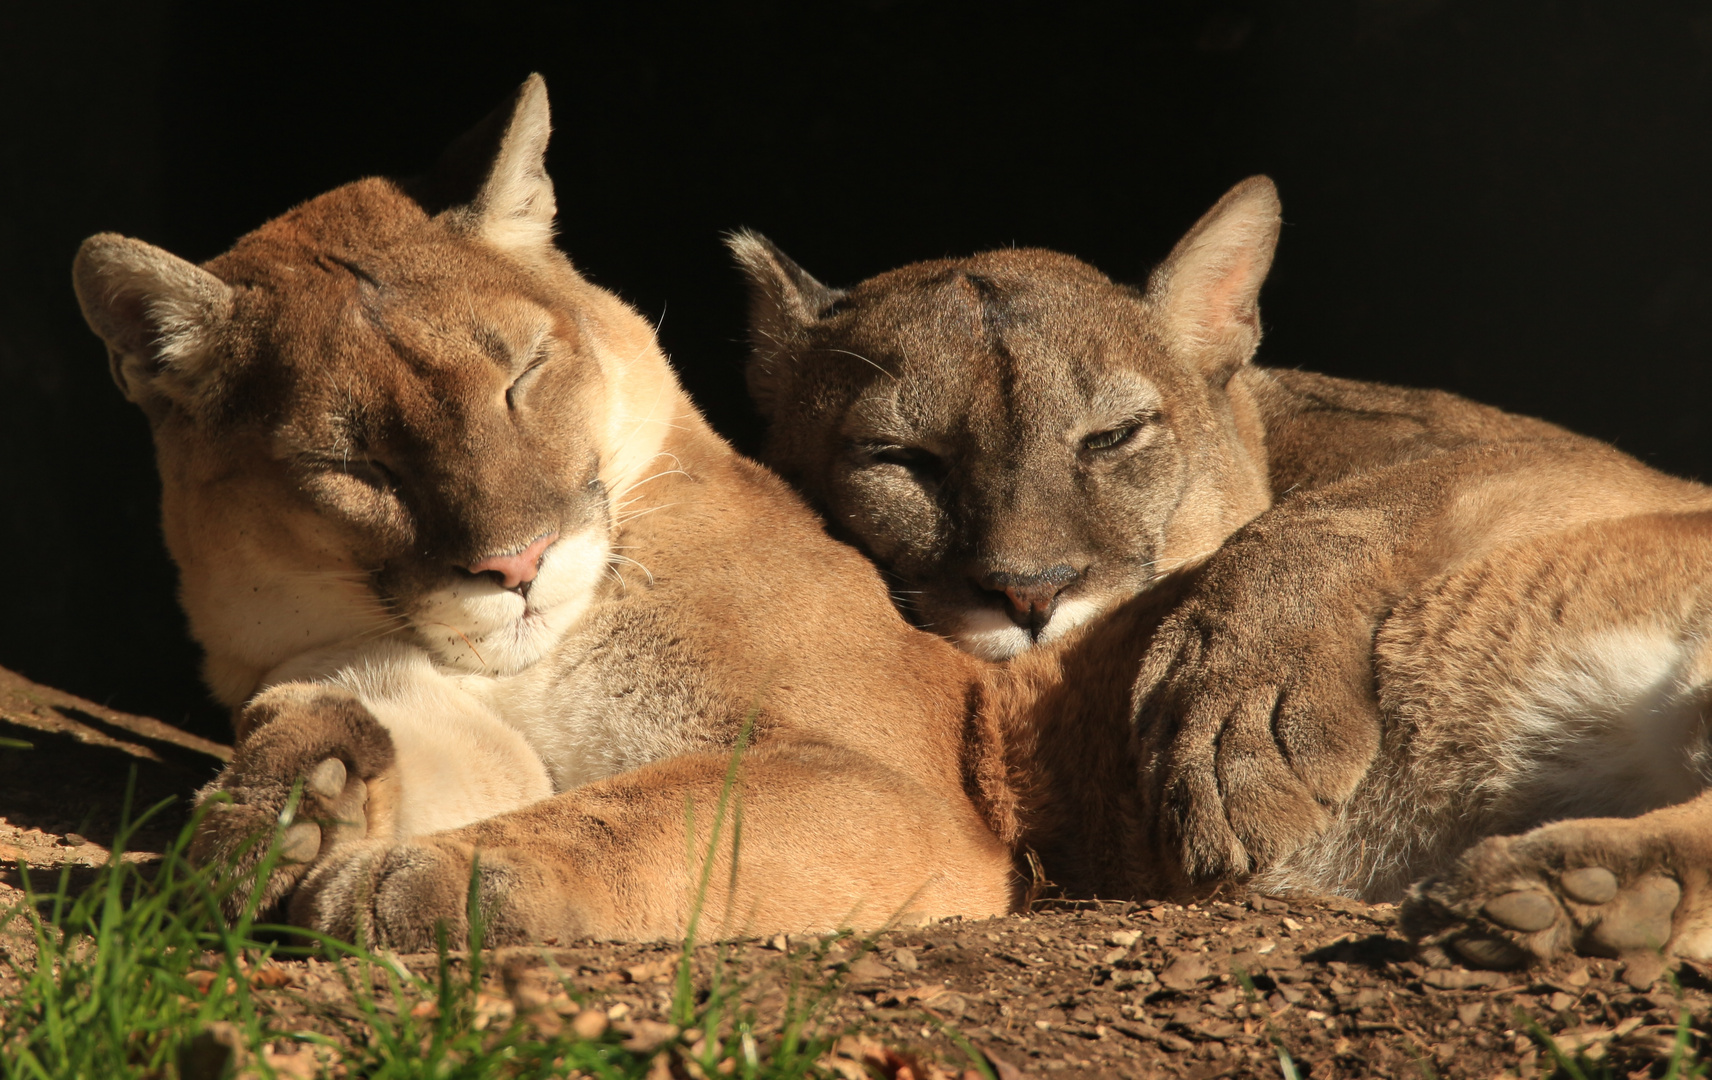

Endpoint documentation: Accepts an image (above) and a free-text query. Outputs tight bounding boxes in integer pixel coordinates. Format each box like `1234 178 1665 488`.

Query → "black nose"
975 565 1081 634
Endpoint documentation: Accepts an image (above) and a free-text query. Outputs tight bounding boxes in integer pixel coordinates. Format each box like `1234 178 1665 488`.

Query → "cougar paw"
190 683 397 920
1402 819 1701 972
1162 684 1341 883
290 838 578 952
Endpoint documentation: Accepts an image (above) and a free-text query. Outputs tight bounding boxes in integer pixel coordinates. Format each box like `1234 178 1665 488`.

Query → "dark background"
4 0 1710 740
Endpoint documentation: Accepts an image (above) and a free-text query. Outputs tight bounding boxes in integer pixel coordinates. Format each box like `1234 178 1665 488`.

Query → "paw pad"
1585 874 1678 954
307 757 348 800
1483 889 1558 932
280 821 322 864
1559 866 1618 904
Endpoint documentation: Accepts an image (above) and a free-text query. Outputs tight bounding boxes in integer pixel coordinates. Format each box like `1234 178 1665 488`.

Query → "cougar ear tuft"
726 229 845 418
428 74 558 252
1146 176 1281 382
72 233 234 406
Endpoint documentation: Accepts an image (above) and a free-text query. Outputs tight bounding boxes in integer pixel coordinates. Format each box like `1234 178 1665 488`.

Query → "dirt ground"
4 665 1708 1079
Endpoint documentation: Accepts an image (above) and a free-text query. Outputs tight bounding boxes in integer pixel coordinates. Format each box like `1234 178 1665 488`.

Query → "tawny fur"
73 77 1037 948
739 180 1712 968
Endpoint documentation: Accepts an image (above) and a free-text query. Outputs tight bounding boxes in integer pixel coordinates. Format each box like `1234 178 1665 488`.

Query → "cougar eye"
863 444 945 478
1082 423 1141 453
506 349 552 409
323 456 399 491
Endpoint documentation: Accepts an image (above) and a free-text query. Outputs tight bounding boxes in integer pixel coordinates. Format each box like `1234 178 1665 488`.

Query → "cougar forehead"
837 255 1170 445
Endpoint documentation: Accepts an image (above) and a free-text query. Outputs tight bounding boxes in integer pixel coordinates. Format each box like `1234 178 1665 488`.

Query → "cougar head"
733 179 1279 659
72 76 678 702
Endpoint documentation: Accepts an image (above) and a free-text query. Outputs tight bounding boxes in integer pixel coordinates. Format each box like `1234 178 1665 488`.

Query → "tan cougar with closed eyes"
735 183 1712 971
72 77 1041 948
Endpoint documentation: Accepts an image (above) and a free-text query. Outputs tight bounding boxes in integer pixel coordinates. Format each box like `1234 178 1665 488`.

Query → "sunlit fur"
743 177 1712 969
71 77 1032 945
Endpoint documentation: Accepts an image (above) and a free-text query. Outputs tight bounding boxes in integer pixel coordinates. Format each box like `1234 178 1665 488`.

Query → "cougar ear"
726 229 845 418
429 74 557 252
72 233 234 406
1146 176 1281 382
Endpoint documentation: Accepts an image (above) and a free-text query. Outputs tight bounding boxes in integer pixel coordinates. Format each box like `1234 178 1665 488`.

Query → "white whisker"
616 468 690 500
608 553 655 586
613 503 678 527
819 347 897 382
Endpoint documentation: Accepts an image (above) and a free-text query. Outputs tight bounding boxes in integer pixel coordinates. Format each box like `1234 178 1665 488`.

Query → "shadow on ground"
0 663 227 854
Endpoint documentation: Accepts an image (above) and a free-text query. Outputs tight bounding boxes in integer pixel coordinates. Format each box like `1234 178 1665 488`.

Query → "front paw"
290 838 579 951
190 683 396 920
1139 620 1379 883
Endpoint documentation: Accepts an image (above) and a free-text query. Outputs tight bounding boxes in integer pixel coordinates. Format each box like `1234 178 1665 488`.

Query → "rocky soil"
3 665 1708 1078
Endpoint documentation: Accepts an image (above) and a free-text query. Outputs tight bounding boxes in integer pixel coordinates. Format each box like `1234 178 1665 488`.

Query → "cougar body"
73 78 1025 947
737 182 1712 970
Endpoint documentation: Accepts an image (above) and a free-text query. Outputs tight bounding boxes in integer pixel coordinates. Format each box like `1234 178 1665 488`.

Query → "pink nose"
465 531 559 590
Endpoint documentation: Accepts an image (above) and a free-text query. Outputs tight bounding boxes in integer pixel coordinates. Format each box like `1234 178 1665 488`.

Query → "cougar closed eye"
505 345 552 410
1081 422 1142 453
306 455 401 492
862 444 945 478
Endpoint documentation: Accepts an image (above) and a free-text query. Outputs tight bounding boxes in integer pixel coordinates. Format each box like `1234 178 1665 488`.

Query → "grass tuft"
0 772 858 1080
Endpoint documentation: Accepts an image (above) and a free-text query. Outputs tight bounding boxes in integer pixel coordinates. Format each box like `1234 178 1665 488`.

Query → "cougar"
71 77 1029 948
735 182 1712 970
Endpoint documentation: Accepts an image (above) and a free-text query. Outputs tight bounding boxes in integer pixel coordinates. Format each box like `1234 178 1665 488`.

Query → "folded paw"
190 683 396 920
1402 814 1712 972
1140 617 1379 884
289 837 580 951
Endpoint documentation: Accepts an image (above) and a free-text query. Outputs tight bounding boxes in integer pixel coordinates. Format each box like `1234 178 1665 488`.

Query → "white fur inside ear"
72 233 233 402
147 291 221 372
1165 229 1266 344
473 74 558 253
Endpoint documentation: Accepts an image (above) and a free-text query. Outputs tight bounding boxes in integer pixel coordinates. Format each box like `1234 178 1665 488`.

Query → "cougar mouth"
410 524 613 675
946 592 1110 660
